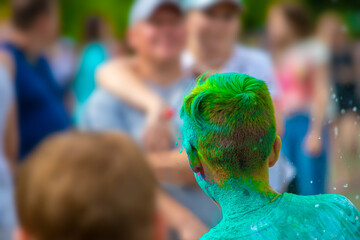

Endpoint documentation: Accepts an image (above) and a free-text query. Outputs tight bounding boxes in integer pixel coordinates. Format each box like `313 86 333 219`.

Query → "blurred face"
186 3 239 52
34 1 59 44
267 7 294 49
129 5 186 62
317 16 346 49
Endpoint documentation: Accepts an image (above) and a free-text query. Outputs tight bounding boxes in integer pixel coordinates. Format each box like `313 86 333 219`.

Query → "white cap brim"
184 0 241 11
130 0 182 26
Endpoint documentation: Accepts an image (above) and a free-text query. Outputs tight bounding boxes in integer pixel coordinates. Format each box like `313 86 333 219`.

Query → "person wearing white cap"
98 0 280 103
96 0 294 194
82 0 220 239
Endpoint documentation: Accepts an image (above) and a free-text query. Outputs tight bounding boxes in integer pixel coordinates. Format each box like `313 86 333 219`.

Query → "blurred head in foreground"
128 0 186 64
15 132 163 240
11 0 59 44
183 0 241 54
181 73 281 190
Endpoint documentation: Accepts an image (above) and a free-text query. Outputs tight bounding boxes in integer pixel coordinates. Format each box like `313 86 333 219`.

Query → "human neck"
9 28 44 61
187 37 233 70
218 177 278 221
196 172 279 222
135 56 182 86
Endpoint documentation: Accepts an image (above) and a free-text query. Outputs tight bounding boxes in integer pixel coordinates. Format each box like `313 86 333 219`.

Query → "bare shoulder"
0 50 14 78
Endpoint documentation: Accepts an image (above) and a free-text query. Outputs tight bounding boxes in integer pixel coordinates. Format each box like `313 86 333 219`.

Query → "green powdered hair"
181 73 276 176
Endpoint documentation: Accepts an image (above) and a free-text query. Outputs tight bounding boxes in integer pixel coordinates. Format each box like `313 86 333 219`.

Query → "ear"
268 136 281 168
186 143 205 176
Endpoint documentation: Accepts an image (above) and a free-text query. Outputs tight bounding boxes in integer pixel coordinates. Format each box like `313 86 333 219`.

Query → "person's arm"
157 189 208 240
0 50 18 171
4 103 18 171
97 58 175 151
147 150 196 186
262 52 284 136
97 58 165 118
305 63 330 156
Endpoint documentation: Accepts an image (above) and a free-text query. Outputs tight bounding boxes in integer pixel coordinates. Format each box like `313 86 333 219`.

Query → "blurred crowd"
0 0 359 239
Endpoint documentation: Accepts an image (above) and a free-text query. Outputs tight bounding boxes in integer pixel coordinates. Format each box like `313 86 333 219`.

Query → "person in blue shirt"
0 0 71 159
181 72 360 240
73 16 110 125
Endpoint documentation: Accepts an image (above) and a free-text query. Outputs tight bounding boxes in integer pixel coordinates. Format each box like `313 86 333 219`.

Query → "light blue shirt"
0 66 12 155
0 65 17 240
82 77 192 142
82 76 221 227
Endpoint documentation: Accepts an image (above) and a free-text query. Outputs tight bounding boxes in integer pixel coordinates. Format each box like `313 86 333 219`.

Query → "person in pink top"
267 2 330 195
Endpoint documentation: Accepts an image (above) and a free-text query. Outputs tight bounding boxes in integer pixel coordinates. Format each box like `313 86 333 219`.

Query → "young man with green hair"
181 72 360 239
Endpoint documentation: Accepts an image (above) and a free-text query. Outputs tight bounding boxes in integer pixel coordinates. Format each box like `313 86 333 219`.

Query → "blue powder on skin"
179 73 360 239
195 174 360 239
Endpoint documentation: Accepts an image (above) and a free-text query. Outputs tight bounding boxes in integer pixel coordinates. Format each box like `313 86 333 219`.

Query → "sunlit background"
1 0 359 212
1 0 359 40
0 0 360 239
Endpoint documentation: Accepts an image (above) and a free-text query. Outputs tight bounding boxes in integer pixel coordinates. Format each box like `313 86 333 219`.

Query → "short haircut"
11 0 55 30
84 15 104 43
16 132 156 240
181 73 276 176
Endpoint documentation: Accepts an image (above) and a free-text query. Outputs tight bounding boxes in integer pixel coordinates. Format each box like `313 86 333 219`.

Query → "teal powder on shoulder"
180 73 360 239
196 174 360 240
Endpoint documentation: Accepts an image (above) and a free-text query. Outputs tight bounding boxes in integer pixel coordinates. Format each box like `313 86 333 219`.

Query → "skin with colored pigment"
180 73 360 239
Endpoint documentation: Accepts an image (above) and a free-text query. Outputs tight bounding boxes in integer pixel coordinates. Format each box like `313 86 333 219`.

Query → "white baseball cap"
182 0 242 11
129 0 183 26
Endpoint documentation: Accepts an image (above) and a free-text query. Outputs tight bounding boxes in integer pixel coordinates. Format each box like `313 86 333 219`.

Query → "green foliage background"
60 0 133 40
0 0 359 40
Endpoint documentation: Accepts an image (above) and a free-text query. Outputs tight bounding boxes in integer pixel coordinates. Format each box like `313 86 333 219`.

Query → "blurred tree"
241 0 360 37
60 0 133 41
0 0 9 19
302 0 360 37
303 0 360 12
241 0 274 31
346 12 360 37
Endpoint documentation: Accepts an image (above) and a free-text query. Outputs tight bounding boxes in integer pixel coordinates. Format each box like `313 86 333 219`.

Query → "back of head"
11 0 55 30
16 132 156 240
181 73 276 177
83 15 104 43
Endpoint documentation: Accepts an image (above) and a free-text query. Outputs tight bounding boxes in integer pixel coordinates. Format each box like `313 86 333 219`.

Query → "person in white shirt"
95 0 293 192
